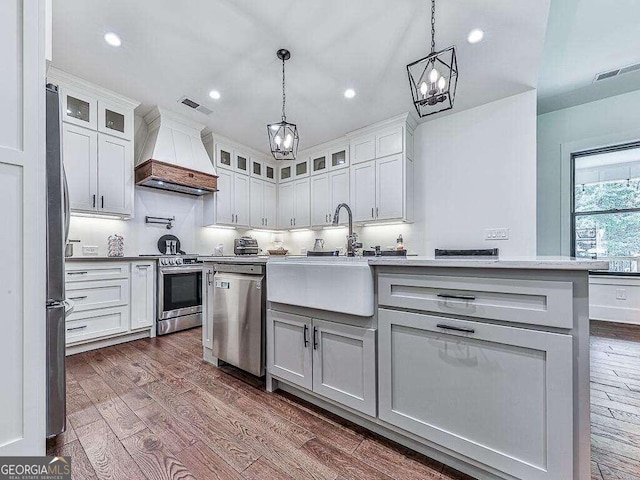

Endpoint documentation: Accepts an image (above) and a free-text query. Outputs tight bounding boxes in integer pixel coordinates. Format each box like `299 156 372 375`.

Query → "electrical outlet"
616 289 627 300
82 245 99 256
485 228 509 240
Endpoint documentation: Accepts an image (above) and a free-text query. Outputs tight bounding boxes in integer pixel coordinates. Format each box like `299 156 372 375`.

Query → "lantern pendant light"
267 49 299 160
406 0 458 117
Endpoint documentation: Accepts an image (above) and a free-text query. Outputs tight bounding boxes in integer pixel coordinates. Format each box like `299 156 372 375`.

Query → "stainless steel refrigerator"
46 83 69 438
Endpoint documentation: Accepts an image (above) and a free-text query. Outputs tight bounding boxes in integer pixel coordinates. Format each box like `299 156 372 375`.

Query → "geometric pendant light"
267 49 299 160
406 0 458 117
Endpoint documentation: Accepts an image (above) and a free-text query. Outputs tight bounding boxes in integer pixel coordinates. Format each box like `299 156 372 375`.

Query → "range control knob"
160 258 167 265
169 258 176 265
176 257 183 265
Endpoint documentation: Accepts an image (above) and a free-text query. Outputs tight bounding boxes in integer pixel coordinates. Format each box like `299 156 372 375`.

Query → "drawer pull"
68 296 87 300
437 293 476 301
67 271 88 275
436 324 475 334
67 325 87 332
313 326 318 350
303 324 309 348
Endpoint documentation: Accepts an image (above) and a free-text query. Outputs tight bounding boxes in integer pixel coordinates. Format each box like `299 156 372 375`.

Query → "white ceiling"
538 0 640 114
52 0 550 154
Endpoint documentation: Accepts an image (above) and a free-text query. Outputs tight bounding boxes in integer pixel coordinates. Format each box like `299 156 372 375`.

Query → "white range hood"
135 107 217 195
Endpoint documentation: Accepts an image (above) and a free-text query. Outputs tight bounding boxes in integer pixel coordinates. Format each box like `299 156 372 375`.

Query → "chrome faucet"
332 203 362 257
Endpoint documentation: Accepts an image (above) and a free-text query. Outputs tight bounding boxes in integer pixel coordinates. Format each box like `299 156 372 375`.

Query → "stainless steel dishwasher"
212 263 265 376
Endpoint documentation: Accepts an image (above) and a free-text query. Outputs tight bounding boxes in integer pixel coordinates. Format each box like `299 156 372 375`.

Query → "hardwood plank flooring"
48 322 640 480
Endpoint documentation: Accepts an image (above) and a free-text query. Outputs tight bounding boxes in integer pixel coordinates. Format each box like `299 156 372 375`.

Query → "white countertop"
366 256 609 270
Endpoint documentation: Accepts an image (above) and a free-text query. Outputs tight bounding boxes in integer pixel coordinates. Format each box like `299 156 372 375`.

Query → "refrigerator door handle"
63 166 70 244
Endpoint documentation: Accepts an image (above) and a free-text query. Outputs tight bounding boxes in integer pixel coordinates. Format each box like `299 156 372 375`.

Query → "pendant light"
267 49 299 160
406 0 458 117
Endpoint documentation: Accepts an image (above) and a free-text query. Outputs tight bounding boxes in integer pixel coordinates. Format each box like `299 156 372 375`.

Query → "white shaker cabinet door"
278 182 294 229
329 169 350 225
249 178 264 229
215 170 233 225
233 173 250 227
376 155 403 220
378 309 573 480
312 319 376 417
293 179 311 228
263 181 277 228
350 160 376 222
130 262 155 330
97 134 132 216
311 174 330 227
267 311 313 390
63 124 98 212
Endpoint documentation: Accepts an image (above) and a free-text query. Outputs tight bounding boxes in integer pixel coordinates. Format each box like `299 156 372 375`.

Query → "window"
572 144 640 271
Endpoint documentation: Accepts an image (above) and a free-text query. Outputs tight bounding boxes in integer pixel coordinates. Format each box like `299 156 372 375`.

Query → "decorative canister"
107 234 124 257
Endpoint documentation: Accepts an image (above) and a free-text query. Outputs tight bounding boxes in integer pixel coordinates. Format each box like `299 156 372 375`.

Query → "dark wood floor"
47 322 640 480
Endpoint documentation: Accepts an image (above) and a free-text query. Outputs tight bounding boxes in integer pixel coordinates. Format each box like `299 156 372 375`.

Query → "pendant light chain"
281 57 286 122
430 0 436 53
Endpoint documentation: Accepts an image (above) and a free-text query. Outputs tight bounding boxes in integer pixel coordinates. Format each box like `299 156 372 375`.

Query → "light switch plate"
82 245 99 256
485 228 509 240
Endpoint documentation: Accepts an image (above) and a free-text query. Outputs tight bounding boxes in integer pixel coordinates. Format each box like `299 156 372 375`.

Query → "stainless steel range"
157 255 203 335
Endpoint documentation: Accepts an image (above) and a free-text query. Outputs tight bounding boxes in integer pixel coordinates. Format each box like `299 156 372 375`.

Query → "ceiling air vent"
593 61 640 83
177 96 213 115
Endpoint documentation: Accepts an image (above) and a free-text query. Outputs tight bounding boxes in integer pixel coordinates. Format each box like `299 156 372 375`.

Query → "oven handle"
159 266 204 274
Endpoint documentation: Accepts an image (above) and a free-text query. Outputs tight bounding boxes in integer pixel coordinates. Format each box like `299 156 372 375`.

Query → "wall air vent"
177 96 213 115
593 61 640 83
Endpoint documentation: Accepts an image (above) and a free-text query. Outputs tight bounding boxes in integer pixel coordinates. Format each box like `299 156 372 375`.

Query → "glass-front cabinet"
98 100 132 139
330 146 349 170
311 153 328 175
62 88 97 130
236 152 249 174
264 161 276 183
251 159 263 178
294 157 309 178
216 143 233 170
279 164 293 182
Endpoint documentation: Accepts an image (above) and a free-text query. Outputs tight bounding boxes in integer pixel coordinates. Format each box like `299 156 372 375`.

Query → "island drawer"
378 274 574 329
65 262 130 282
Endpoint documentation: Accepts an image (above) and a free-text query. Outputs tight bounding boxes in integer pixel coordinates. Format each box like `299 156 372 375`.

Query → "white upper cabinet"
311 152 328 176
278 163 294 183
329 169 350 224
251 158 263 178
264 161 277 183
348 114 414 224
61 87 98 130
350 134 376 165
215 142 233 170
235 151 250 175
278 182 294 228
294 157 309 179
63 124 98 212
293 179 311 228
376 125 403 158
204 170 250 227
233 173 250 226
97 134 133 215
376 154 404 221
250 178 277 228
351 161 377 222
50 69 139 218
98 100 133 139
329 145 349 170
311 174 330 227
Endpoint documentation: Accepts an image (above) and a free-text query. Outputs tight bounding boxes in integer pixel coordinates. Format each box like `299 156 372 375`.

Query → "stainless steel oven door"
158 265 203 320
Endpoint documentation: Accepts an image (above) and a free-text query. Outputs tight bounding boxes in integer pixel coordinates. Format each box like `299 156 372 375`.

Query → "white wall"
411 90 538 256
537 89 640 255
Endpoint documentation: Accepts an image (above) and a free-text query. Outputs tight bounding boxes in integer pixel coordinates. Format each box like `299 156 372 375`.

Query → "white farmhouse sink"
267 258 374 317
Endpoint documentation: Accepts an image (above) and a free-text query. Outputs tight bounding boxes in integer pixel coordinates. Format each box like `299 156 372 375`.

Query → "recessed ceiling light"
467 29 484 44
344 89 356 99
104 32 122 47
209 90 221 100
